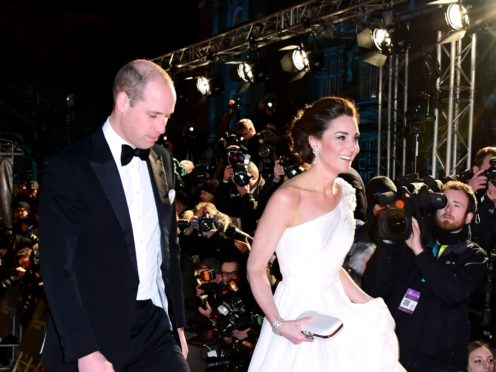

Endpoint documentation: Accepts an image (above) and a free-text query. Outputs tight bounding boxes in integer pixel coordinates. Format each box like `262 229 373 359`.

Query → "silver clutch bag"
298 310 343 338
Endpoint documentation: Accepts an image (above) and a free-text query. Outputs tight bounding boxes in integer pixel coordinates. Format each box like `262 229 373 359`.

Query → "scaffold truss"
152 0 408 73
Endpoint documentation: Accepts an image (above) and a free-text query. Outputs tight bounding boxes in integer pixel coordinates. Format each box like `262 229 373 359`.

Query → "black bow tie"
120 144 150 166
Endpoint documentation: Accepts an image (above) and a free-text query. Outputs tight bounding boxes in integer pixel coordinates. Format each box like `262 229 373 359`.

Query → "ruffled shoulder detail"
337 177 356 225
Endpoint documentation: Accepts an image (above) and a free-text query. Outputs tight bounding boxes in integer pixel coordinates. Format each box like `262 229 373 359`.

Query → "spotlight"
445 3 470 30
231 62 254 83
194 74 224 96
356 22 409 67
195 76 210 95
428 0 471 44
357 28 392 52
280 46 309 73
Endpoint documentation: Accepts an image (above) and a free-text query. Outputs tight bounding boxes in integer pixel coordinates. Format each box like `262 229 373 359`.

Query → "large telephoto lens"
377 208 412 241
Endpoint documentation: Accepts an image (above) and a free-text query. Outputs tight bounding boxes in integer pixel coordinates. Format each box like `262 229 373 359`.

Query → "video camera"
375 175 447 241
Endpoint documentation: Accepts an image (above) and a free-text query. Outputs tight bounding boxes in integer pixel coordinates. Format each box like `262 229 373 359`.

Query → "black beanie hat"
365 176 397 209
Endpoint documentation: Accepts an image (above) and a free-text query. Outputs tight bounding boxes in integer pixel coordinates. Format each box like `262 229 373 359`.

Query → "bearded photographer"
362 180 488 372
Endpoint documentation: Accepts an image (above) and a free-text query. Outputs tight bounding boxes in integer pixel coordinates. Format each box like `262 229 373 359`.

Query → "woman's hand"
278 317 314 345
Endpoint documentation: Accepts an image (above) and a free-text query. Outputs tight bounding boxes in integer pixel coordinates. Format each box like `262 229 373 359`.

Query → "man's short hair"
473 146 496 167
442 180 477 214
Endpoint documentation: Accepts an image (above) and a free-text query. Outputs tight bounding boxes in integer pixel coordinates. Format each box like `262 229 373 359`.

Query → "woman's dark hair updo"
289 96 359 163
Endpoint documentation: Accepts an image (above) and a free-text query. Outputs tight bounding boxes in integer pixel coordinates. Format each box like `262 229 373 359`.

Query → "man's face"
116 79 176 149
220 261 240 286
435 188 472 232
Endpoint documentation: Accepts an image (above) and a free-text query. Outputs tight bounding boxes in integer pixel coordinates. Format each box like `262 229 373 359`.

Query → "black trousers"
120 300 190 372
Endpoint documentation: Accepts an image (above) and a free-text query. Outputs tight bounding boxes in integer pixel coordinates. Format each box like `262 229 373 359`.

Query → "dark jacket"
39 129 185 371
362 238 487 370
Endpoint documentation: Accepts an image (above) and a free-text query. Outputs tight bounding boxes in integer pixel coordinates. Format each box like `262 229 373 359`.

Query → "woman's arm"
247 187 311 344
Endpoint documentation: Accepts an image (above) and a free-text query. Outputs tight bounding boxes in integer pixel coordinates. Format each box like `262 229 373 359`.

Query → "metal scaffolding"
152 0 408 74
377 50 409 179
432 32 476 178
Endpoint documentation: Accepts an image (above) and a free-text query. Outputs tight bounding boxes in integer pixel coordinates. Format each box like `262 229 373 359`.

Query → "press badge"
398 288 420 314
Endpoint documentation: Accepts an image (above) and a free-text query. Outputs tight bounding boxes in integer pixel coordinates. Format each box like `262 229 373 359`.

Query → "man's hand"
469 168 488 193
198 300 212 319
223 165 234 182
486 182 496 204
177 328 189 360
405 217 423 256
78 351 114 372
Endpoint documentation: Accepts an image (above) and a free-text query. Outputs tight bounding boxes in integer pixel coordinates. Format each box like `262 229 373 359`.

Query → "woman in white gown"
247 96 405 371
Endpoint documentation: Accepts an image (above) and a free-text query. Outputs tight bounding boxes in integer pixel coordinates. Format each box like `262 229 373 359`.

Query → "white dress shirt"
102 119 168 313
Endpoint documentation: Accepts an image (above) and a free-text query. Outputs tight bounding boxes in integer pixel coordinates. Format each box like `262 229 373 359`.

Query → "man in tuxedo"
39 59 190 371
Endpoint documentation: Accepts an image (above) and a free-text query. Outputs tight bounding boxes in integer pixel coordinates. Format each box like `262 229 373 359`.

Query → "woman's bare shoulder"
267 180 302 210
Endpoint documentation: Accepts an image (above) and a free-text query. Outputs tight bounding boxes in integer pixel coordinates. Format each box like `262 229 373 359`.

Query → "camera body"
375 176 447 241
177 211 215 235
458 156 496 187
227 150 251 187
279 153 305 179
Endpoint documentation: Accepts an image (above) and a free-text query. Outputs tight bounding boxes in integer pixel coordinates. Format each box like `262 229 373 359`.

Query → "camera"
177 211 215 235
227 151 252 187
218 132 244 150
375 175 447 241
279 153 305 179
458 156 496 187
207 280 252 337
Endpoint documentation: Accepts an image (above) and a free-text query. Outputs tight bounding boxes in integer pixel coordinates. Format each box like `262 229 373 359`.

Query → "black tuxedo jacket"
39 128 185 371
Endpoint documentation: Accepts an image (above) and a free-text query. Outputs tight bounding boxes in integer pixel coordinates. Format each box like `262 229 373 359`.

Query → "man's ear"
115 91 129 112
465 211 474 225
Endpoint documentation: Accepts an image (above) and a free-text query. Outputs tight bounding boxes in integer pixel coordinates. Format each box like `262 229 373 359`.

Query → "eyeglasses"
221 271 239 278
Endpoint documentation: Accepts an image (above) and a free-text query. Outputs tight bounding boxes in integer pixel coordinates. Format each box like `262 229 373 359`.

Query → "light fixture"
280 47 309 72
445 3 470 30
356 22 409 67
230 62 255 83
428 0 471 44
357 28 389 67
195 76 210 95
280 45 311 81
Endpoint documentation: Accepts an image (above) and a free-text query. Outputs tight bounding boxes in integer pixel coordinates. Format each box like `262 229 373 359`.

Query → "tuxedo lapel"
149 147 173 206
88 130 138 274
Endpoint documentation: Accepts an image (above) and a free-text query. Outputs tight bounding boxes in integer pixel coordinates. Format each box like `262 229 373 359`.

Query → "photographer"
194 257 260 371
362 180 488 371
343 176 398 286
458 147 496 255
179 202 249 264
216 160 275 237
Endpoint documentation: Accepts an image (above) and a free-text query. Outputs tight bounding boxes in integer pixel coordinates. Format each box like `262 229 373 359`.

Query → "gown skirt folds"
248 178 406 372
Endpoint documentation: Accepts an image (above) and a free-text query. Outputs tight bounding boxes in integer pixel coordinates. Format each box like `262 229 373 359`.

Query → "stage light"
445 3 469 30
280 46 309 73
428 0 471 44
196 76 210 95
356 22 409 67
232 62 254 83
357 28 392 53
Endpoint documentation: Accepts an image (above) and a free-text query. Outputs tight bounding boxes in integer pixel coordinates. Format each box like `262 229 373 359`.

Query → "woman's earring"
312 148 319 164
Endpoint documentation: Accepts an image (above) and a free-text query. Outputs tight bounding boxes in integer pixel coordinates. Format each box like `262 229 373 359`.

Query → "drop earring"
312 148 319 165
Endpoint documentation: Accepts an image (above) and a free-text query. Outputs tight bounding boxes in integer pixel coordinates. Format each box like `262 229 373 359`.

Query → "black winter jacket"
362 239 488 370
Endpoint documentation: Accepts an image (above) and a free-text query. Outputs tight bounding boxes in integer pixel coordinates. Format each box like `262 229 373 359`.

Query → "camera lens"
386 209 408 234
199 216 214 232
